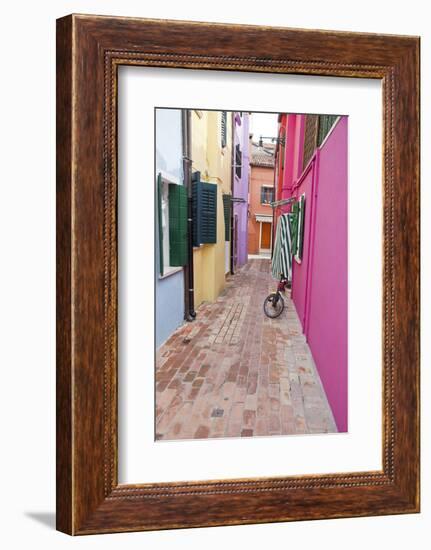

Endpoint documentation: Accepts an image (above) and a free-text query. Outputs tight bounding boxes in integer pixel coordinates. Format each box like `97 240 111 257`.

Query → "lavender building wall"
232 112 250 268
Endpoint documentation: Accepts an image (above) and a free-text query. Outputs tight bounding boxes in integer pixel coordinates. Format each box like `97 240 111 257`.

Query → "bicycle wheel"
263 292 285 318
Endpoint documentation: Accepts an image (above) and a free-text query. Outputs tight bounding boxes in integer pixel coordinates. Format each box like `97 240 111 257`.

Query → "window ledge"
158 267 183 280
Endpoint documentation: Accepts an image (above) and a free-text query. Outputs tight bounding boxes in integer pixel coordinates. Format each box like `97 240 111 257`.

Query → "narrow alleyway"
155 258 337 440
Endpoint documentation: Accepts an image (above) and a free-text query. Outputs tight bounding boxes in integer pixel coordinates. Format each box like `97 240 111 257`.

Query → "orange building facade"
247 142 275 256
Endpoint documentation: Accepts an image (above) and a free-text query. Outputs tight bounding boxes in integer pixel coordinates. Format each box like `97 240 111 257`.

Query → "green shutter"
157 173 164 276
192 181 199 247
221 111 227 148
296 194 306 261
317 115 338 146
168 183 188 266
192 180 217 246
222 194 231 241
289 201 299 257
235 144 242 178
302 115 319 170
200 183 217 243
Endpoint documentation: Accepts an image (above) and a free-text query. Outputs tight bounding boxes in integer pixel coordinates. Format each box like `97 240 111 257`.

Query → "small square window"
260 186 274 205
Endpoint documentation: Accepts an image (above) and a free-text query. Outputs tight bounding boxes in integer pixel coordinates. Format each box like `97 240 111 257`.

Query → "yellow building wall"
191 110 232 308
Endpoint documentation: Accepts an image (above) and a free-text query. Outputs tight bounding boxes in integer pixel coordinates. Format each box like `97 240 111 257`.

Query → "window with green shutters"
222 194 231 241
157 172 188 277
287 195 306 263
168 183 188 266
192 179 217 246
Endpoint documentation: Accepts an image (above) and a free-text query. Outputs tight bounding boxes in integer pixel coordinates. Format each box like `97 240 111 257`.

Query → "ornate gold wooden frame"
56 14 420 534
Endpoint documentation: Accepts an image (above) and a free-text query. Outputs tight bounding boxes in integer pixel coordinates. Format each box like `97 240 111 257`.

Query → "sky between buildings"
249 112 279 144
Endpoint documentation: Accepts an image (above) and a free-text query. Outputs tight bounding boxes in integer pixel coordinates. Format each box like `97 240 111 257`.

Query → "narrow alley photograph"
155 108 347 441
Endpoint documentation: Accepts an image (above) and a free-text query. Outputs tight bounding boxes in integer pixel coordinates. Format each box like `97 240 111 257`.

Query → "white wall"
0 1 428 549
156 108 183 179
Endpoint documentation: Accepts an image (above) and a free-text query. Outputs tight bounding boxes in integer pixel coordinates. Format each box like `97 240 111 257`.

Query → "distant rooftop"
250 141 276 168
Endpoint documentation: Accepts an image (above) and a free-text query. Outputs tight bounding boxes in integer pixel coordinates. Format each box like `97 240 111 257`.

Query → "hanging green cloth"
271 213 293 281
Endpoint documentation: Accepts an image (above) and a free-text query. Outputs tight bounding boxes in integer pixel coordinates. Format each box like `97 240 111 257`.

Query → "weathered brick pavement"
155 258 337 440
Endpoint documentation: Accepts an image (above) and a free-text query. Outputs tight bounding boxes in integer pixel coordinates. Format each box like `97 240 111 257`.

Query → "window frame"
157 171 184 278
260 184 275 205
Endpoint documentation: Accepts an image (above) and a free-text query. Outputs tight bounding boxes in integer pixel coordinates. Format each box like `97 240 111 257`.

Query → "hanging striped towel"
271 213 294 281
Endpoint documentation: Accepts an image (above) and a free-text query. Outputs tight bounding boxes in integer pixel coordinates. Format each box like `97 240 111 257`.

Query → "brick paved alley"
155 258 337 440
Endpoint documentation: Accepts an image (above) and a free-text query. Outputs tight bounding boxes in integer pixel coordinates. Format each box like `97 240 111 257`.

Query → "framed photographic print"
56 14 420 534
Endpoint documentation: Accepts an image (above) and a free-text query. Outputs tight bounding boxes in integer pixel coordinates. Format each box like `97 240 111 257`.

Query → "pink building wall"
290 117 348 432
281 114 306 201
304 118 348 432
276 115 348 432
273 114 306 245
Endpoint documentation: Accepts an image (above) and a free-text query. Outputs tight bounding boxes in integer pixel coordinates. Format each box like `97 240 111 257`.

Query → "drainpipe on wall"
230 112 236 275
271 123 282 259
271 162 277 260
182 109 196 321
